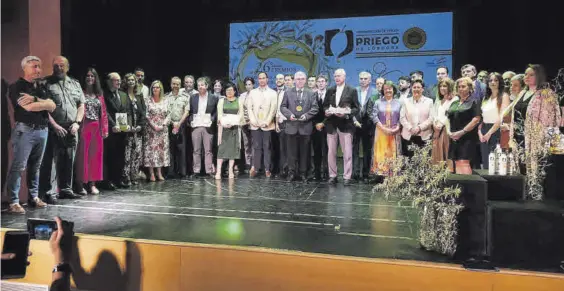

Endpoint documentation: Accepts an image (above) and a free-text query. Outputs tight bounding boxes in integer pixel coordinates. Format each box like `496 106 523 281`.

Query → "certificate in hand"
326 105 351 115
192 113 212 127
221 114 240 127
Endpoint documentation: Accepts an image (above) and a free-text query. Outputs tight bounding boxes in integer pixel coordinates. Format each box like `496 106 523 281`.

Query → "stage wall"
229 12 452 90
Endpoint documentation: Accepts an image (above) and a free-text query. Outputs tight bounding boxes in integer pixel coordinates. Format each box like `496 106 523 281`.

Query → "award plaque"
116 113 128 131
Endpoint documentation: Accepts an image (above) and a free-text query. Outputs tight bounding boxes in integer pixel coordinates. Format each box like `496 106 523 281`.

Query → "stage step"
488 201 564 272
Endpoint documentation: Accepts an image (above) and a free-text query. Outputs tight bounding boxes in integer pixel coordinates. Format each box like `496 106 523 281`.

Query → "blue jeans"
6 122 48 204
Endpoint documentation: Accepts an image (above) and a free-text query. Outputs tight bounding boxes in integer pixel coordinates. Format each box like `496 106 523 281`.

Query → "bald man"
39 56 85 203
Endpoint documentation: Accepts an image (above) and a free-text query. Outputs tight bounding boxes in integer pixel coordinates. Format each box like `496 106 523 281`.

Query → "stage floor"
1 177 451 264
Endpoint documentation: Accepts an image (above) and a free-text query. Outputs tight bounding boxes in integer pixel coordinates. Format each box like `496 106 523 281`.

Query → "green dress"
217 98 241 159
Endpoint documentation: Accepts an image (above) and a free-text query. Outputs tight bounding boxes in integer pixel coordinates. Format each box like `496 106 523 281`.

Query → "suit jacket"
312 89 327 125
400 96 434 141
247 87 278 131
355 86 377 134
104 89 128 129
322 84 360 134
123 92 147 128
471 79 486 101
188 93 219 133
280 87 319 135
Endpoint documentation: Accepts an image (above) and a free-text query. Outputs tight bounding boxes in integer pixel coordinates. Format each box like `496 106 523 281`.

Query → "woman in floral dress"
144 80 170 181
371 81 402 175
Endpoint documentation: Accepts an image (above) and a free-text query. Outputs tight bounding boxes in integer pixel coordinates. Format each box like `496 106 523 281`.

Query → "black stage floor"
2 177 451 264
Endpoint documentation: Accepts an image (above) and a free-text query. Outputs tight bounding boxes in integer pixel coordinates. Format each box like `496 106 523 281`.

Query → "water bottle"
507 148 515 175
488 152 496 175
494 144 502 174
498 150 508 175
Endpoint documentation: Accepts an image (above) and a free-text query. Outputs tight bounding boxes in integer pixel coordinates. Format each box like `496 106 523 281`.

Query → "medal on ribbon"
296 105 303 112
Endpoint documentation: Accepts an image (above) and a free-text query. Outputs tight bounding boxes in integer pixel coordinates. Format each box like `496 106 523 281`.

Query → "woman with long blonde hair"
143 80 170 181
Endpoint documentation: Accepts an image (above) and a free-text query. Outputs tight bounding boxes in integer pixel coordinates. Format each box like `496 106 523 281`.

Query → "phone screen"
1 231 30 279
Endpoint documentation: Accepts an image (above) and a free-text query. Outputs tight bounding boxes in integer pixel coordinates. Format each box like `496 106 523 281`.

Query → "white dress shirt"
336 84 345 105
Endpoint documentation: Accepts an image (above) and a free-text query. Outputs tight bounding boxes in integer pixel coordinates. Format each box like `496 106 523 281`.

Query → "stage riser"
488 202 564 271
474 170 526 201
1 231 563 291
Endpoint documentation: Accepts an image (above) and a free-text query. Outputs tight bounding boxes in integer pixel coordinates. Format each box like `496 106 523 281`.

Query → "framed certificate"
192 113 212 127
221 114 240 127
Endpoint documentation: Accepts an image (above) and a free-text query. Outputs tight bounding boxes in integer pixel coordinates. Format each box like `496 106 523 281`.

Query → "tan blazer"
247 87 277 131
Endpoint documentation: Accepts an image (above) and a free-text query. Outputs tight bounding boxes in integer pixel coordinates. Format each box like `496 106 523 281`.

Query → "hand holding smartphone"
1 231 30 279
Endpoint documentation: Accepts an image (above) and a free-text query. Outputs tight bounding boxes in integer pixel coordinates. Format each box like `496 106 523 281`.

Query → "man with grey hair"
180 75 198 96
167 76 190 178
188 77 218 177
353 71 377 183
6 56 55 213
280 71 318 181
323 68 359 185
39 56 85 203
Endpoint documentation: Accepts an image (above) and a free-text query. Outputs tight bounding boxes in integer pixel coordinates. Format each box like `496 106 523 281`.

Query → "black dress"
513 90 535 146
447 98 481 160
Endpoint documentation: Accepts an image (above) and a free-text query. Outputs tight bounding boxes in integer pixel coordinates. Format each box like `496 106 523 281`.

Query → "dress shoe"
74 187 87 196
328 177 337 185
344 179 353 186
287 174 297 182
265 171 272 178
301 175 309 183
41 195 58 204
58 191 82 199
28 197 48 208
117 181 131 188
131 180 139 185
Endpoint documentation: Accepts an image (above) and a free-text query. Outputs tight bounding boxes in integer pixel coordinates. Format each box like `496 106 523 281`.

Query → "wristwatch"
52 262 72 274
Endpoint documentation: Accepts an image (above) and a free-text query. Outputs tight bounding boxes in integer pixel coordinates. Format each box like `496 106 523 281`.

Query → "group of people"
5 54 564 214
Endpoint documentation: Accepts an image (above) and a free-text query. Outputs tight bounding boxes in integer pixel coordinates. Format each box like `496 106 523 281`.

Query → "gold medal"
258 112 265 119
296 105 303 112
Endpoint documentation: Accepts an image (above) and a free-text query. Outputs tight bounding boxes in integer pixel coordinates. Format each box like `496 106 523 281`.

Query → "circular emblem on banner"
403 27 427 50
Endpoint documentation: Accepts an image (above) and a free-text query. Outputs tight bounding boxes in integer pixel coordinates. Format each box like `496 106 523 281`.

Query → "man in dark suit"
312 75 329 181
323 69 360 185
101 72 129 190
188 77 218 177
280 71 319 181
353 72 377 183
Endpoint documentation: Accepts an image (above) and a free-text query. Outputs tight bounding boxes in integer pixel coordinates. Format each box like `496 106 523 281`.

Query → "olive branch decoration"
374 142 463 256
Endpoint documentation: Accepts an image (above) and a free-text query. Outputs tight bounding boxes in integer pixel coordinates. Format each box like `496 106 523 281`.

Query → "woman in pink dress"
75 68 108 194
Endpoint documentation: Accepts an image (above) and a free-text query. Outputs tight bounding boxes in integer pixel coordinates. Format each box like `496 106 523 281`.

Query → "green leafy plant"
374 143 463 256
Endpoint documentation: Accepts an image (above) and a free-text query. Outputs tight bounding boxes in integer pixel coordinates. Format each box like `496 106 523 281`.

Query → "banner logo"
403 27 426 50
324 29 354 58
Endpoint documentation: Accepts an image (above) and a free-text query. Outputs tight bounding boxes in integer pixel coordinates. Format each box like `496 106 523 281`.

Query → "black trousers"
276 131 289 174
311 128 328 178
252 130 273 171
103 132 126 185
352 128 374 178
39 130 78 196
287 133 310 175
168 125 187 177
401 135 425 158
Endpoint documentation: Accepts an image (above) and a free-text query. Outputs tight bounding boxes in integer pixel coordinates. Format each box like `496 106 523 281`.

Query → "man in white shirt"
247 72 278 178
188 77 218 177
323 69 360 185
238 76 255 171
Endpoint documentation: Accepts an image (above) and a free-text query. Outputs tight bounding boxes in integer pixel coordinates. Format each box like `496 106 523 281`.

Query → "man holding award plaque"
280 71 319 182
323 68 360 185
188 77 218 177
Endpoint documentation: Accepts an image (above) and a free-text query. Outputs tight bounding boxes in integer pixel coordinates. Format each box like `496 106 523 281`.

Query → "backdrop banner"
229 12 453 89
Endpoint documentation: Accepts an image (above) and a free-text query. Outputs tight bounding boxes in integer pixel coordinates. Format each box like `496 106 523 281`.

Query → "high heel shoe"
228 171 235 179
215 173 221 180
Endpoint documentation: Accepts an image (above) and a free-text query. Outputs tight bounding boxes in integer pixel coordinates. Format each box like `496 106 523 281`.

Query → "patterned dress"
123 93 146 180
144 97 170 167
371 98 402 175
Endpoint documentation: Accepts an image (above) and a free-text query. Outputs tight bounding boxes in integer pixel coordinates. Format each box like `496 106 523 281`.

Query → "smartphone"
27 218 74 241
1 231 30 279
